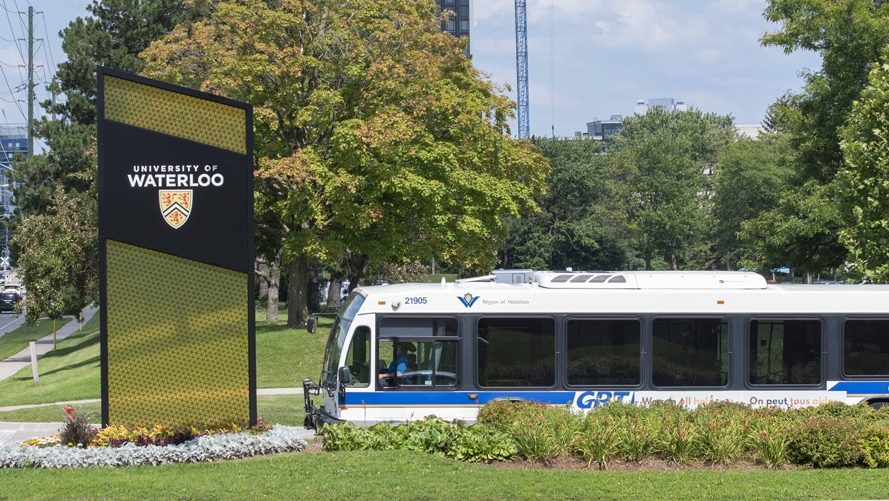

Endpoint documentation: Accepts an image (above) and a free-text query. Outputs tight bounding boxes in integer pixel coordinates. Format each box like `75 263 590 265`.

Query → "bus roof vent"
533 271 767 289
491 269 534 284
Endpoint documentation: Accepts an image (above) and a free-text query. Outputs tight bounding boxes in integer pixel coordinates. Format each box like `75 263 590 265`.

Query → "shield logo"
159 190 193 229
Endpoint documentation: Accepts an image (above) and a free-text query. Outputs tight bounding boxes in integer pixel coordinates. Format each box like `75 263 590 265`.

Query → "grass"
0 395 304 426
1 450 888 500
0 316 74 361
254 309 330 388
0 315 100 407
0 307 329 407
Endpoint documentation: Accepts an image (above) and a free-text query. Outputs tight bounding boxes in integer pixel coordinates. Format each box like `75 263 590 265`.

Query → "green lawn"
0 308 327 407
0 316 74 361
0 395 305 426
255 309 329 388
1 450 888 500
0 315 100 407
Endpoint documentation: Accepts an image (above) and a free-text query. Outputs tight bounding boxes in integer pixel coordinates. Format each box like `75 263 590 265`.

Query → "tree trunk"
806 272 814 284
671 251 678 271
346 253 368 294
643 250 652 271
286 254 309 328
266 248 282 324
256 259 269 300
307 260 321 312
326 272 344 312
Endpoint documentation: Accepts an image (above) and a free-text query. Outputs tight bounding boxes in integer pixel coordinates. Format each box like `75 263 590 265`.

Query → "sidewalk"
0 313 26 339
0 387 307 446
0 306 98 382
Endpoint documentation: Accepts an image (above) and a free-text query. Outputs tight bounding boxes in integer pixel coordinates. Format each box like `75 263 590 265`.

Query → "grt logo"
575 391 635 409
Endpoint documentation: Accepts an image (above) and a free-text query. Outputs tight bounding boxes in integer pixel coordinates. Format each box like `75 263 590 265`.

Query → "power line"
0 67 26 120
39 11 55 75
1 0 26 71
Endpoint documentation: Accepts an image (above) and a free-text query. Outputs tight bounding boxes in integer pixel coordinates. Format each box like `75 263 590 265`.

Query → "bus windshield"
321 291 365 387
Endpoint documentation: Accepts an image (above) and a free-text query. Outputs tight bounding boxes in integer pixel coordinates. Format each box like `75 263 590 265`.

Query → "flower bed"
0 425 307 468
321 401 889 470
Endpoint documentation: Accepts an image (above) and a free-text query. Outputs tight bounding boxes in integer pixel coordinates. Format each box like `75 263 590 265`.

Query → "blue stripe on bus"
829 381 889 394
343 391 576 406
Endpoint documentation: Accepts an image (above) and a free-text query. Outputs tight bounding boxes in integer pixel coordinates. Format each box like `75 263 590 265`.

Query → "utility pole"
26 6 34 157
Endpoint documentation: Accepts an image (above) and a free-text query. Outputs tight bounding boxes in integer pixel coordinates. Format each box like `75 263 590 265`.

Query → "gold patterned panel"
106 240 249 428
103 75 246 154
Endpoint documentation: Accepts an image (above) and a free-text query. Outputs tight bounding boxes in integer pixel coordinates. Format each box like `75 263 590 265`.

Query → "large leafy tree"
747 0 889 278
140 0 549 326
11 0 199 320
713 135 792 270
838 53 889 281
501 138 629 271
610 108 734 270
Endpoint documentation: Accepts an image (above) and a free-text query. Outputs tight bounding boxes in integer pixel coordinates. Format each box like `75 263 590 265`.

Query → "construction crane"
515 0 530 139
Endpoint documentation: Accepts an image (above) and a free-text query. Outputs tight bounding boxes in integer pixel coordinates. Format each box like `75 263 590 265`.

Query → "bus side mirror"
307 313 318 334
337 366 351 403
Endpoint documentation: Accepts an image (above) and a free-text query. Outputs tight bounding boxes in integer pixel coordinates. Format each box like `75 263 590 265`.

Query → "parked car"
0 290 21 312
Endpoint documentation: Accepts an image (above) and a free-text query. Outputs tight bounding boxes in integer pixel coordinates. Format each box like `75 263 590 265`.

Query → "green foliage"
713 136 792 270
859 424 889 468
13 191 97 323
788 416 863 467
739 180 846 277
320 418 516 463
502 138 628 270
476 399 545 430
747 0 889 277
141 0 549 305
839 53 889 282
572 412 620 469
751 422 792 469
610 108 734 270
11 0 199 321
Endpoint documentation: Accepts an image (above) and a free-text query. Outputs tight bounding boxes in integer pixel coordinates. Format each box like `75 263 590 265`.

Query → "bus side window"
344 326 371 387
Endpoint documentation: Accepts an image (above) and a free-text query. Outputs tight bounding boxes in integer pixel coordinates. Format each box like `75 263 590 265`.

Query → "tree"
739 180 846 281
610 108 734 270
501 138 629 271
140 0 549 326
838 54 889 281
11 0 199 321
713 135 792 270
13 190 97 324
750 0 889 277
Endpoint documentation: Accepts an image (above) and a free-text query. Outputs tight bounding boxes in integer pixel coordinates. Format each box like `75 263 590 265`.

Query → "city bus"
302 270 889 428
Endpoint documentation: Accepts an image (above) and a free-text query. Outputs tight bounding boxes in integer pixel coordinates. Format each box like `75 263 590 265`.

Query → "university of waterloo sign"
97 68 255 428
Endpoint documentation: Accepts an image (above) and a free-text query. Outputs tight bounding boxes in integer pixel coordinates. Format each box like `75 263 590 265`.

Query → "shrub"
59 407 96 448
859 423 889 468
803 401 873 420
649 404 696 463
788 416 863 467
320 418 515 462
477 400 545 430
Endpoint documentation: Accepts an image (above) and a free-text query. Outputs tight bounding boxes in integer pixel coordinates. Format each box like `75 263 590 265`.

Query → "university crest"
159 190 193 229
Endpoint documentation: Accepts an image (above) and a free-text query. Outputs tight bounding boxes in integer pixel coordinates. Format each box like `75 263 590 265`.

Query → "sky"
1 0 823 141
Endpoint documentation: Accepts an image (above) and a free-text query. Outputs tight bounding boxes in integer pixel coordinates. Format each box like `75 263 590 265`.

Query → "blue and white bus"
302 270 889 427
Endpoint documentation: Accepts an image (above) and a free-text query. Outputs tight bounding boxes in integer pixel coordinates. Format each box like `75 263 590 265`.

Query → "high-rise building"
0 125 25 216
436 0 471 57
586 115 623 141
0 124 25 260
634 97 688 115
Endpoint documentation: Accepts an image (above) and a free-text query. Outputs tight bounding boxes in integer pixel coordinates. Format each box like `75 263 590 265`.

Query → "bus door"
332 320 374 414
